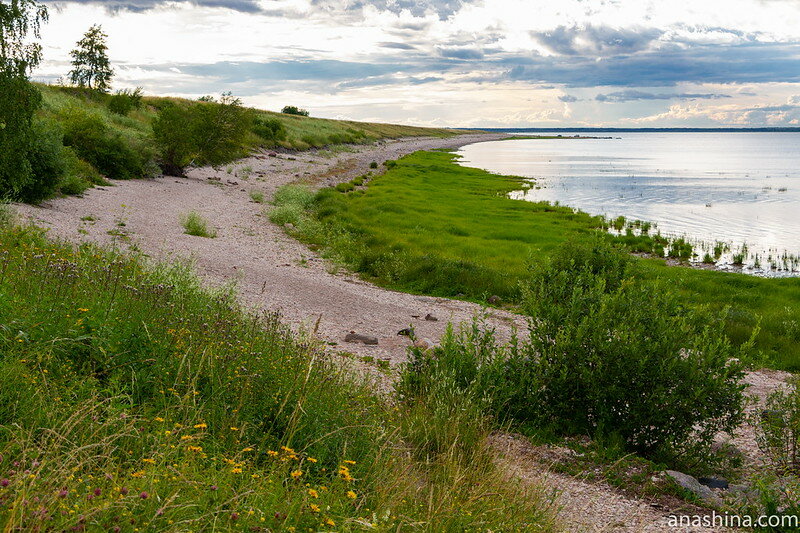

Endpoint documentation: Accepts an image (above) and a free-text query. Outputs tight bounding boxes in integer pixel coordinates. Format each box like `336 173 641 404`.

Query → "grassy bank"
279 150 800 370
0 206 555 531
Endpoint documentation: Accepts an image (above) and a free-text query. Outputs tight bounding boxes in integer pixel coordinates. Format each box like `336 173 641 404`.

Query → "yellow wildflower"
193 423 207 429
346 491 357 500
308 489 319 498
343 460 356 465
142 458 155 464
290 470 303 479
154 417 165 422
267 450 279 457
231 467 243 474
325 518 336 526
307 457 318 463
309 504 320 513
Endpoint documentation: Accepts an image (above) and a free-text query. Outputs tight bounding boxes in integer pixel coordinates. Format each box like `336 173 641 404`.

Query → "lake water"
456 133 800 275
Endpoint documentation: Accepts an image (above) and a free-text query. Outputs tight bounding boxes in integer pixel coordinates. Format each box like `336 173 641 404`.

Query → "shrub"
106 88 142 115
402 239 750 461
281 105 309 117
60 108 145 179
152 94 252 176
20 118 67 203
249 190 265 203
0 71 42 200
369 161 378 169
756 380 800 473
253 116 287 143
180 210 216 237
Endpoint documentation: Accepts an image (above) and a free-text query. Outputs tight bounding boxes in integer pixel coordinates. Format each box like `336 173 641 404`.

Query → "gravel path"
15 133 519 363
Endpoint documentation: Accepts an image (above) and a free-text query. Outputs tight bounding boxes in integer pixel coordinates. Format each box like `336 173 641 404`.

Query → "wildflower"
142 458 155 464
94 488 102 496
343 460 356 465
267 450 278 457
307 457 318 463
308 489 319 498
230 512 239 521
180 435 192 441
230 427 239 431
242 447 253 452
139 492 149 499
58 489 68 498
325 518 336 526
346 491 357 500
280 446 294 453
120 487 129 496
309 504 320 513
193 423 207 429
231 467 243 474
131 471 145 478
187 446 203 453
154 417 165 422
0 479 9 487
290 470 303 479
210 485 218 491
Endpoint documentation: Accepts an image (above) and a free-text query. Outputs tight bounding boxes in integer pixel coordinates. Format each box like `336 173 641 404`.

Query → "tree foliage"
152 93 252 176
0 0 57 201
281 105 309 117
69 24 113 92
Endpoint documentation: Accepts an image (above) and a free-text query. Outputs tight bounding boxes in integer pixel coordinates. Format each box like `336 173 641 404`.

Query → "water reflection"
456 133 800 274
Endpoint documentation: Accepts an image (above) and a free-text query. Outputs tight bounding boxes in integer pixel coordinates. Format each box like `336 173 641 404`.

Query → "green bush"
0 71 43 200
152 94 252 176
518 242 747 457
756 380 800 473
107 91 134 115
281 105 309 116
20 118 67 202
253 116 287 143
401 239 750 461
60 108 145 179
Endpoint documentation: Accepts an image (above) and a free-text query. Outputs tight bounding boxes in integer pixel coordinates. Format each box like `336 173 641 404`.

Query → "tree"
0 0 50 200
69 24 113 91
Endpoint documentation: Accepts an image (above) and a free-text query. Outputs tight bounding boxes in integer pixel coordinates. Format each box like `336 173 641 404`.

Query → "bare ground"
13 133 794 532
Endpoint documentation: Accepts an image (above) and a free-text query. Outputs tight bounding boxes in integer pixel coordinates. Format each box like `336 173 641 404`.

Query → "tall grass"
0 221 556 531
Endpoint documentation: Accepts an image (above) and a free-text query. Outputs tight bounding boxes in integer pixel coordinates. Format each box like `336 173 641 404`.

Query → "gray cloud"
439 47 484 59
558 94 578 102
531 24 664 56
503 43 800 87
595 89 732 102
43 0 263 13
379 42 418 50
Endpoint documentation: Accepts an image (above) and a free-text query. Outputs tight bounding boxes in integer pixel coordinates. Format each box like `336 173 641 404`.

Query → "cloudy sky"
34 0 800 127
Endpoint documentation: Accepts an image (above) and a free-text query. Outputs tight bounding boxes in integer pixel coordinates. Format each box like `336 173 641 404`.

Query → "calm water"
457 133 800 274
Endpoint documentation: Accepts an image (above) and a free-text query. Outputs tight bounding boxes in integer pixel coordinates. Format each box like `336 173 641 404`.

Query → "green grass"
37 84 459 153
291 150 800 370
180 210 217 238
0 220 557 531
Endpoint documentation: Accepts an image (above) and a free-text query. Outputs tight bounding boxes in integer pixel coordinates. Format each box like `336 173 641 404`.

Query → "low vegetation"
401 239 749 464
0 216 556 531
180 210 216 238
288 150 800 370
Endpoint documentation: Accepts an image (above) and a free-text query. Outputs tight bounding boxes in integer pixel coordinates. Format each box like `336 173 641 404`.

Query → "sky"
32 0 800 127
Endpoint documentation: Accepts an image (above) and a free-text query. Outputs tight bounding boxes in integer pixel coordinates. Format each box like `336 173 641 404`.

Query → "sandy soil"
13 132 794 532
